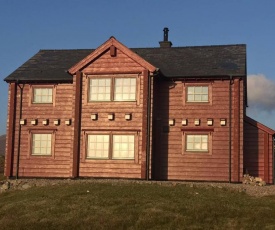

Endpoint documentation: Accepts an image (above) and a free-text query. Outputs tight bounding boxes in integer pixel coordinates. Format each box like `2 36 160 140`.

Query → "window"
33 88 53 103
113 135 135 159
87 135 109 159
89 79 111 101
86 134 135 160
187 86 208 102
186 135 208 151
186 134 208 152
114 78 136 101
31 133 52 155
89 76 136 102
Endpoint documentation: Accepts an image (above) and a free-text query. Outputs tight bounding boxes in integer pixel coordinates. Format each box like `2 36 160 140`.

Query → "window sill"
84 158 136 164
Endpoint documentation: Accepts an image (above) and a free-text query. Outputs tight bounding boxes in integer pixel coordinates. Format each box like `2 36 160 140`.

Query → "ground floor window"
182 130 212 154
31 132 54 156
186 134 208 151
86 133 136 160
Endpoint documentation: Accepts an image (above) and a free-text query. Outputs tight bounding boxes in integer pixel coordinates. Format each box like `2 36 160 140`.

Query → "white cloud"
247 74 275 111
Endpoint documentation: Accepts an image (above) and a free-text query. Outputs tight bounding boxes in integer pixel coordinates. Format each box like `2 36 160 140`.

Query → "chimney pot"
163 27 169 41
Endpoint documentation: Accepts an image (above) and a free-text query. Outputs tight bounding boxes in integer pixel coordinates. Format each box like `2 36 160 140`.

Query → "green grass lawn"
1 180 275 229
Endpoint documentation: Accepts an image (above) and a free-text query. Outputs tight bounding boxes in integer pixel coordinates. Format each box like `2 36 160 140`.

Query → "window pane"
114 78 136 101
32 134 52 155
187 86 208 102
186 134 208 152
87 135 109 159
112 135 135 159
33 88 53 103
90 79 111 101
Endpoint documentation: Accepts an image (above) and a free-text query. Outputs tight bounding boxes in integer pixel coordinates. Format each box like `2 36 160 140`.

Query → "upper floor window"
114 78 136 101
89 76 136 102
187 86 208 102
33 87 53 103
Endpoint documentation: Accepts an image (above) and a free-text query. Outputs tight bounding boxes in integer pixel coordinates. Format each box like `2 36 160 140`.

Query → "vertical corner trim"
6 83 17 177
72 71 82 178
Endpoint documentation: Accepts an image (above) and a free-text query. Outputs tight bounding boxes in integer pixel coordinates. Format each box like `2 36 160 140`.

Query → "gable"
81 48 148 74
68 37 156 75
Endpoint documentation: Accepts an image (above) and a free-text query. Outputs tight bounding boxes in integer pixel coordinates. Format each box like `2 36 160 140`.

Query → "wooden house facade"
4 29 275 183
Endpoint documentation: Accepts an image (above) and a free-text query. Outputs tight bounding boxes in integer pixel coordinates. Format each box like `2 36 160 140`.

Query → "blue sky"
1 0 275 135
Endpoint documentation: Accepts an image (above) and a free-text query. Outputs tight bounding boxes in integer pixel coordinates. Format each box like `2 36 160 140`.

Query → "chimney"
159 27 172 48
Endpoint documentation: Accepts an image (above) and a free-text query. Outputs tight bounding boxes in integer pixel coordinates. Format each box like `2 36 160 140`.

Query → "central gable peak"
68 37 156 75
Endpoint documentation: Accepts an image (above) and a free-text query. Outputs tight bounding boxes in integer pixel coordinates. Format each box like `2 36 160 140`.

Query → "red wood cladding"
77 48 150 179
244 116 274 184
5 83 16 177
8 83 74 178
152 78 244 182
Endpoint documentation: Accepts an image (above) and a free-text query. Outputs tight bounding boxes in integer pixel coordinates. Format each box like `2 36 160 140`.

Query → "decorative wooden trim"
141 69 149 179
72 71 82 178
82 128 141 132
68 37 156 74
6 83 16 177
233 79 240 182
83 71 143 75
110 45 116 57
264 132 269 182
181 128 214 132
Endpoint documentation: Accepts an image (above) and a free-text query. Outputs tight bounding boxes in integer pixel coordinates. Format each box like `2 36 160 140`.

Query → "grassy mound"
1 181 275 229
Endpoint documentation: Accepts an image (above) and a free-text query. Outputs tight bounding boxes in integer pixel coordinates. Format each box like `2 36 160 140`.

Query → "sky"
0 0 275 135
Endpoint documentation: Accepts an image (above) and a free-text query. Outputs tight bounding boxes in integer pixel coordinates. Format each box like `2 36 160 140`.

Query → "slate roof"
4 44 246 82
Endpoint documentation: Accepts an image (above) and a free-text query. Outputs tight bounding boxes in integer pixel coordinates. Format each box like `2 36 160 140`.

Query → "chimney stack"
159 27 172 48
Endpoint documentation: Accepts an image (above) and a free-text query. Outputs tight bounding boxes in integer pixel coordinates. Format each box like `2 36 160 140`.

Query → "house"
4 28 275 183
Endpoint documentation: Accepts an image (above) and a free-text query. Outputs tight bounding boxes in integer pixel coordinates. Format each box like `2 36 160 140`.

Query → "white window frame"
187 86 209 103
114 78 136 101
89 78 111 101
88 76 137 102
31 133 52 156
182 131 212 155
112 134 135 159
86 133 136 160
33 87 53 104
186 134 208 152
87 134 110 159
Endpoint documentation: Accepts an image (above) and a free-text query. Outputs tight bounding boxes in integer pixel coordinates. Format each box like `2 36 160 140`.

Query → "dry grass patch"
1 181 275 229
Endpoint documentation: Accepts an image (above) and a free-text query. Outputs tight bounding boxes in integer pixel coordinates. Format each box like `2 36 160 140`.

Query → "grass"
1 180 275 230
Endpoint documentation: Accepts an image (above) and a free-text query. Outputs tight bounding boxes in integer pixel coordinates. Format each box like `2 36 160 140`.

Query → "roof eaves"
245 116 275 135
